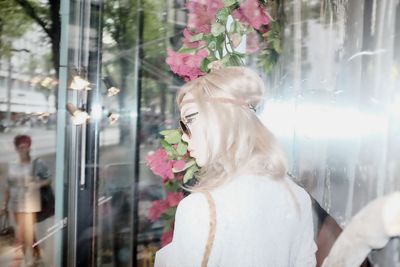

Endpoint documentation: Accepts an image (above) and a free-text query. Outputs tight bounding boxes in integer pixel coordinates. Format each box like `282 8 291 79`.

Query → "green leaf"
272 38 282 54
177 46 197 54
215 34 226 58
160 140 175 155
200 57 211 72
176 142 188 156
211 23 225 37
161 207 177 221
232 51 245 57
271 21 281 33
165 146 177 158
207 54 218 62
183 165 198 183
163 220 173 231
230 20 244 34
165 181 179 191
228 53 244 66
184 160 196 170
208 39 217 51
223 0 237 7
202 34 213 43
190 32 204 42
215 34 225 47
216 8 230 23
159 129 180 136
165 131 181 144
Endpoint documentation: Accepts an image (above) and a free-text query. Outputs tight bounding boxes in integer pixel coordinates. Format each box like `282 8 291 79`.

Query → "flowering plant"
166 0 282 81
146 130 199 246
147 0 281 247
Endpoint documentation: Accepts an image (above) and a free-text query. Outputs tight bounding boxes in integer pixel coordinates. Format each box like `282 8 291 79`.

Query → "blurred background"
0 0 399 266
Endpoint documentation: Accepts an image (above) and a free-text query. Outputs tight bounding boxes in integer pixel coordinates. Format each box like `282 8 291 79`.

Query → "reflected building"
0 26 56 129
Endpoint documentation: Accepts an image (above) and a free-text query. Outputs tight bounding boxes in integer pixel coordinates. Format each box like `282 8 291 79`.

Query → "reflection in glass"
259 1 400 266
0 3 57 265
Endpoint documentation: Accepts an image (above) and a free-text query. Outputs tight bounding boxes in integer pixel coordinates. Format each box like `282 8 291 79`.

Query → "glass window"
0 4 58 266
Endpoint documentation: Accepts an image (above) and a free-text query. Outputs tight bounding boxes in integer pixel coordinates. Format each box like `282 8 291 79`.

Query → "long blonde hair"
177 67 287 191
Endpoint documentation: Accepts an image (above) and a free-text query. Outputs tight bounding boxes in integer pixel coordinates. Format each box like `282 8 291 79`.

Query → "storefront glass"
0 1 58 266
61 0 183 266
1 0 399 266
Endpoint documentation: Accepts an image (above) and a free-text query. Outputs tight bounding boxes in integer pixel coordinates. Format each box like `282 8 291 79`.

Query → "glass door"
59 0 180 266
60 0 138 266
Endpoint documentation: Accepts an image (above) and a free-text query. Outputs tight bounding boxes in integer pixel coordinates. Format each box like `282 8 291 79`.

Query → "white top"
155 175 317 267
7 159 50 213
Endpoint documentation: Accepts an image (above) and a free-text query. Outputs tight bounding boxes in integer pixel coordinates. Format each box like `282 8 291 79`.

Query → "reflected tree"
103 0 138 144
103 0 171 143
13 0 60 78
0 1 31 56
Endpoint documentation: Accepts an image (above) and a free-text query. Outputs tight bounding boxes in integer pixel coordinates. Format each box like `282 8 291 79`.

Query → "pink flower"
186 0 224 34
148 200 169 222
166 192 184 207
173 160 186 171
161 230 174 247
146 149 174 182
166 49 209 81
246 31 260 53
232 0 269 30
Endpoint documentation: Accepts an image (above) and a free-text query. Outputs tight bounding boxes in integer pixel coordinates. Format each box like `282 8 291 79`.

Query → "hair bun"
205 67 265 108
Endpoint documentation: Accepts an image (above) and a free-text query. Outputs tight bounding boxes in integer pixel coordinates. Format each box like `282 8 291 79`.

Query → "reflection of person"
2 135 51 265
155 67 317 266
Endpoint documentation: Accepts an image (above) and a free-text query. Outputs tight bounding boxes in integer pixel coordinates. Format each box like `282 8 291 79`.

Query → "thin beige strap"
201 191 217 267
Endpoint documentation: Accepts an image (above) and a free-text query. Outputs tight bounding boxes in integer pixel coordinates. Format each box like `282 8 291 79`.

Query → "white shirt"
7 159 50 213
155 174 317 267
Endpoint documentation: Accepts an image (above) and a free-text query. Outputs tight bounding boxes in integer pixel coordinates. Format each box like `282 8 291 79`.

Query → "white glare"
262 101 387 140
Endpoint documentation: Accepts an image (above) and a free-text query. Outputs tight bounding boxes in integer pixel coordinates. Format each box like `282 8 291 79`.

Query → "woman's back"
156 175 316 267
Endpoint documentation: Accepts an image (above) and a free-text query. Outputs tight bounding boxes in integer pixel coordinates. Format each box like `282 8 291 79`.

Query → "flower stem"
224 25 234 55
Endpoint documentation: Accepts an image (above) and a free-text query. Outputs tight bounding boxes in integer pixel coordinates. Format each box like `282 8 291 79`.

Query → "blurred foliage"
103 0 172 109
0 0 32 57
258 20 282 72
103 0 169 82
11 0 61 76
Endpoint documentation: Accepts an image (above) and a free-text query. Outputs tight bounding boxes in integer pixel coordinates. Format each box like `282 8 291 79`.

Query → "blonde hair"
177 67 288 191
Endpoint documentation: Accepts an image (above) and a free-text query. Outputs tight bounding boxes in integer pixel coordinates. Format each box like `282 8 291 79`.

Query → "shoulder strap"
201 191 217 267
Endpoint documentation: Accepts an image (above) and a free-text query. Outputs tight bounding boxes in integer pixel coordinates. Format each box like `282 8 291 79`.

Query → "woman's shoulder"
230 173 312 205
282 175 313 214
284 176 310 196
177 192 209 211
173 192 211 233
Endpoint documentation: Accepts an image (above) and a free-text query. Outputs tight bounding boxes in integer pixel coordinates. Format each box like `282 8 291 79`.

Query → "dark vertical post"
75 0 103 266
132 0 144 265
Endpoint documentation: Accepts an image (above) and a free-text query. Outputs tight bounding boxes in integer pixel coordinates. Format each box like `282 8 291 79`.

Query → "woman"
155 67 316 266
2 135 50 266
